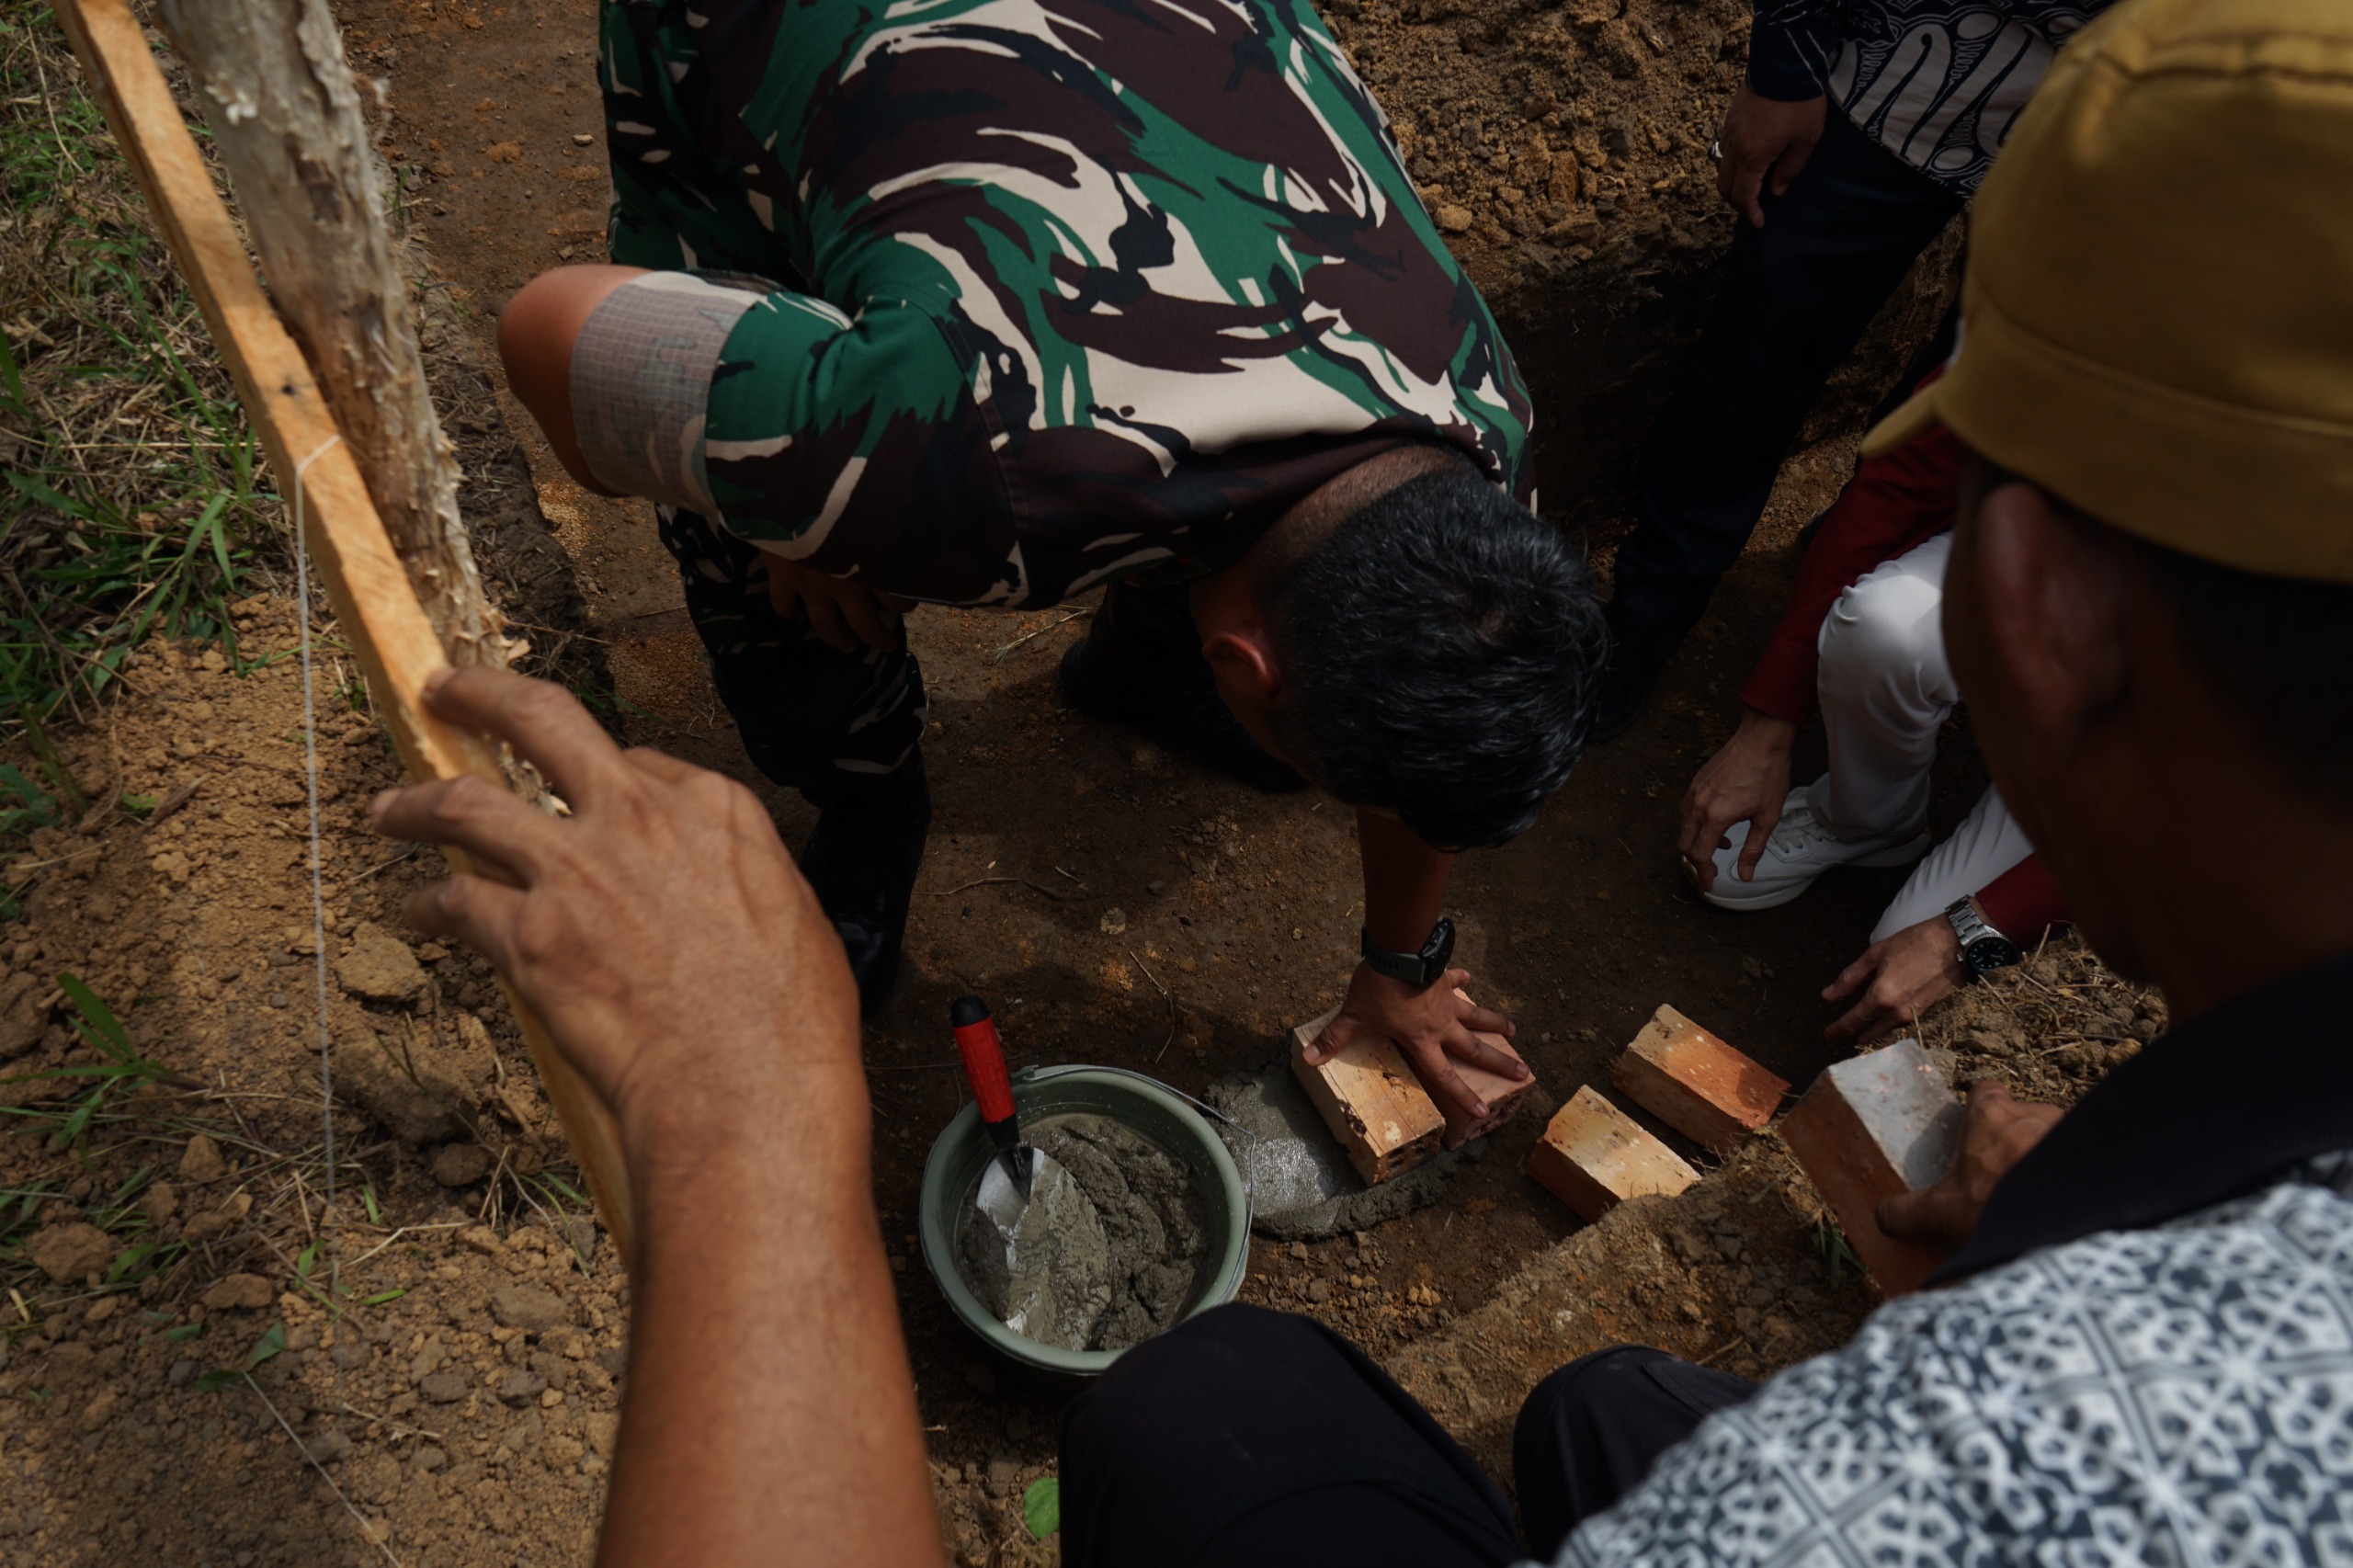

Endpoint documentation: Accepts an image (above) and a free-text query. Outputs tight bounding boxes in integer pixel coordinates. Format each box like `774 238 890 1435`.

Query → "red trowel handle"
950 995 1016 1126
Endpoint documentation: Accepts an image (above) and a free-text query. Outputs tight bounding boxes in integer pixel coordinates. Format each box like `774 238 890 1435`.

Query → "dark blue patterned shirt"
1748 1 2116 190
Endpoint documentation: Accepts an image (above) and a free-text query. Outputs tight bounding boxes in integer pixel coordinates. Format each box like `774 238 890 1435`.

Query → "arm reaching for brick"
368 667 940 1568
1303 808 1528 1142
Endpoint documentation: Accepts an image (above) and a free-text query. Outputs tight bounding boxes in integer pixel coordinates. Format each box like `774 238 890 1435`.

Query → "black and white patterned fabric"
1749 1 2114 193
1551 1154 2353 1565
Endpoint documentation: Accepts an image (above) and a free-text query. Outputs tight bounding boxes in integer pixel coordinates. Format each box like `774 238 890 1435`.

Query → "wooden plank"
1611 1004 1790 1153
55 0 636 1266
1525 1085 1699 1221
1290 1007 1445 1185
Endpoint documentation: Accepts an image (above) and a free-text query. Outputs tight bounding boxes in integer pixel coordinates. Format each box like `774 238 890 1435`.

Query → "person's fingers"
1443 1026 1528 1083
1769 133 1818 197
1876 1182 1971 1246
1456 999 1519 1043
1732 156 1769 227
1737 796 1784 882
800 589 861 654
1966 1079 2018 1115
369 776 563 881
419 665 628 807
837 584 899 651
765 564 801 620
1821 940 1883 1003
1304 1010 1358 1066
1411 1047 1488 1124
621 745 701 784
399 873 527 971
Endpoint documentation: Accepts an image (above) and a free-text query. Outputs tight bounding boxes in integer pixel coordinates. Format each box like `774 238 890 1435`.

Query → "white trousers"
1802 532 2038 942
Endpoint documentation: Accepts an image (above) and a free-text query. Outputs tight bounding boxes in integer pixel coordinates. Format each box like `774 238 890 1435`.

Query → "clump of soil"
957 1115 1207 1354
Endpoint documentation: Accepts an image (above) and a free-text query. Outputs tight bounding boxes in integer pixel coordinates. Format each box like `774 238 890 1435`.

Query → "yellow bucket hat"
1863 0 2353 584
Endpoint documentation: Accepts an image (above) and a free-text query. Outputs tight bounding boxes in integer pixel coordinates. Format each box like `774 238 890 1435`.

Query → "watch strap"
1360 916 1456 987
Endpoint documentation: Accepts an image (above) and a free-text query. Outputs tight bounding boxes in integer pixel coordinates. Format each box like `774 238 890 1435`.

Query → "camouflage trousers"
655 503 926 804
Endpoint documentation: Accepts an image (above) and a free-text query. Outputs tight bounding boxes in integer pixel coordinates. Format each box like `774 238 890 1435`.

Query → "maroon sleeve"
1738 406 1970 725
1976 854 2067 940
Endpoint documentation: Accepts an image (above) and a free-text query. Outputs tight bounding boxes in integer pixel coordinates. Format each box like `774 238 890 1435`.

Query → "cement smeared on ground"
956 1114 1207 1353
1205 1059 1484 1241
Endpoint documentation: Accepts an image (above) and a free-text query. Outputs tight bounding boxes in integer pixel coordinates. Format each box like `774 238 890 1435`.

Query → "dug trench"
0 6 2163 1567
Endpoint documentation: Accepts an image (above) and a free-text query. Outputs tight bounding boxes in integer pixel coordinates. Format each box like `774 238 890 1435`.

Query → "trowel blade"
977 1152 1030 1232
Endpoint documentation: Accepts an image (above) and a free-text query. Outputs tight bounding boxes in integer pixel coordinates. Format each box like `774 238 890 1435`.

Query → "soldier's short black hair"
1267 464 1606 849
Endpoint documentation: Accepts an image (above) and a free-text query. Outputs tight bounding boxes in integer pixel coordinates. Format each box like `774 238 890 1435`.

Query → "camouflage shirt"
591 0 1533 608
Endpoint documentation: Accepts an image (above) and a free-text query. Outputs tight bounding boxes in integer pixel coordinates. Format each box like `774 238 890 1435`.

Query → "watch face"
1965 937 2023 974
1425 918 1457 972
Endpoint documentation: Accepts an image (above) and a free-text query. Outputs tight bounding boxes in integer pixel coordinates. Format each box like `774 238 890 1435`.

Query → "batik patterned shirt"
1748 1 2115 191
590 0 1532 608
1552 1163 2353 1565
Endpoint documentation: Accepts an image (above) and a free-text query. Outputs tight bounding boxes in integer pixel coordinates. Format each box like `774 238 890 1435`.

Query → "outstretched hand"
367 665 858 1147
1823 915 1964 1044
1878 1080 2062 1249
1305 965 1526 1143
1678 708 1797 892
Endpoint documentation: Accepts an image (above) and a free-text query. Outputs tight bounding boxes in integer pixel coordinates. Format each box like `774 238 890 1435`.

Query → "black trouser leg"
1613 110 1965 653
1060 1305 1519 1568
1511 1346 1756 1560
654 502 927 801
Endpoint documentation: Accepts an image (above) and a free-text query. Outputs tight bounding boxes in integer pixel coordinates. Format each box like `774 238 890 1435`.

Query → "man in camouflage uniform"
497 0 1604 1119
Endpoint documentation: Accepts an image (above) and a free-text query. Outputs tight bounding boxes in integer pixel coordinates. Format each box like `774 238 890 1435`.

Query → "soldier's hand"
1305 967 1525 1146
766 557 916 653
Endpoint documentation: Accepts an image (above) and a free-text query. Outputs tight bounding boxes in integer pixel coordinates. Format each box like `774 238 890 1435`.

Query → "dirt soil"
0 5 2148 1565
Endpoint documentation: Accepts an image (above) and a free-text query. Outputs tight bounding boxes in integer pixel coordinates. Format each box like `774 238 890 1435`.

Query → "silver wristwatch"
1945 895 2023 980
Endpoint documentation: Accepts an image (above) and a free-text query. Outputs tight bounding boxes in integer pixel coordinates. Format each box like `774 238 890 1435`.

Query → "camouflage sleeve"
697 296 975 562
567 269 979 562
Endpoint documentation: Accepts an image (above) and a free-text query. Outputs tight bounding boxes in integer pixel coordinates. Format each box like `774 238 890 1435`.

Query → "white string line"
291 435 344 1318
244 1373 404 1566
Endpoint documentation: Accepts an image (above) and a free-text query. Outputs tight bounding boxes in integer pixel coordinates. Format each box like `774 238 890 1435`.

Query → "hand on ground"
1715 87 1826 227
1305 965 1525 1144
1878 1080 2063 1248
1822 914 1964 1044
368 665 858 1146
1678 708 1797 892
766 557 915 652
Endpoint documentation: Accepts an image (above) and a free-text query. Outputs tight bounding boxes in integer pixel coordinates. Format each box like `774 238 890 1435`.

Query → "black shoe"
1588 607 1677 744
801 760 930 1015
1059 620 1305 793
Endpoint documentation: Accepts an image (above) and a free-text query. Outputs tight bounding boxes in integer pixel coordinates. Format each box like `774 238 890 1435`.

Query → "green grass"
0 8 283 734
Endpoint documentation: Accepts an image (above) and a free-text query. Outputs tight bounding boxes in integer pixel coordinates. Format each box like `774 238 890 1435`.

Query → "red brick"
1525 1085 1699 1221
1611 1005 1790 1153
1290 1007 1445 1185
1779 1040 1963 1295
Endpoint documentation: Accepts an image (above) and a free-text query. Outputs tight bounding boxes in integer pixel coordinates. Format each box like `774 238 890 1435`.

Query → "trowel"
951 995 1036 1218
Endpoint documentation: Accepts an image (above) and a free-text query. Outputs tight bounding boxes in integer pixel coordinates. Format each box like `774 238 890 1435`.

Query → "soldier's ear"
1201 630 1280 704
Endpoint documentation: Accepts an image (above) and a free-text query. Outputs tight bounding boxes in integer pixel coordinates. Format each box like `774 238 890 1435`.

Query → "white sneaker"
1702 788 1930 911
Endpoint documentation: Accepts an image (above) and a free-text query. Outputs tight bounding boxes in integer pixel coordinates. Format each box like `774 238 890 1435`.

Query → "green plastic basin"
918 1064 1250 1378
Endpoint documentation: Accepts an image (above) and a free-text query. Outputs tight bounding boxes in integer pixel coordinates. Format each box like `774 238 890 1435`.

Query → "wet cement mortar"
957 1115 1207 1354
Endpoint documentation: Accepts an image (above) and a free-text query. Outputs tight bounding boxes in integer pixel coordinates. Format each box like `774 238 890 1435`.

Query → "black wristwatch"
1945 896 2022 980
1360 916 1456 987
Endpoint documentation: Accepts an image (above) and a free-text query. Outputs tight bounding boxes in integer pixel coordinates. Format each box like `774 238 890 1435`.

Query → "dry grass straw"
0 6 297 737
